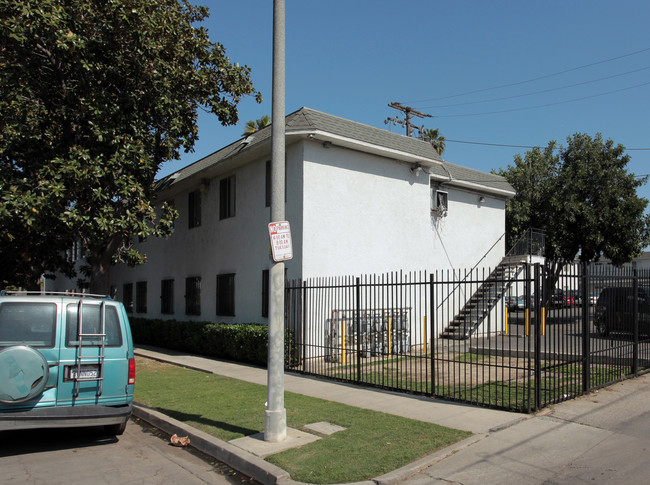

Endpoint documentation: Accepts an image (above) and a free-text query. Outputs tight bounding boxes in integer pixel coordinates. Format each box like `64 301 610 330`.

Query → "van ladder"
73 300 106 398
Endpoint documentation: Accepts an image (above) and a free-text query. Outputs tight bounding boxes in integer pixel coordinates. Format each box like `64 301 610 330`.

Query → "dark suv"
593 286 650 337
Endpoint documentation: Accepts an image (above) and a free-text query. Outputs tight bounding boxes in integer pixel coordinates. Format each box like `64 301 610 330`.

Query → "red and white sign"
268 221 293 262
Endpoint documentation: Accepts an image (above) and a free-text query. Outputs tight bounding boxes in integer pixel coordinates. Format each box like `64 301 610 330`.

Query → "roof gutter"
288 129 442 166
292 129 515 199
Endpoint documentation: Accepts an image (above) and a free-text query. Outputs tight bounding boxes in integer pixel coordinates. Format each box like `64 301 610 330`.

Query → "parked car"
506 295 522 310
550 291 566 307
566 290 581 306
0 292 135 434
593 286 650 337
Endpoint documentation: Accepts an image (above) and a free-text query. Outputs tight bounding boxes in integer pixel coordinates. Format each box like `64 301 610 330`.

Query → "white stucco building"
106 107 515 323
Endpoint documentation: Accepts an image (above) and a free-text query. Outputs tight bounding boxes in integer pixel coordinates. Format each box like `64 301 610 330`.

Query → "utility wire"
433 80 650 118
406 46 650 104
446 139 650 151
419 66 650 109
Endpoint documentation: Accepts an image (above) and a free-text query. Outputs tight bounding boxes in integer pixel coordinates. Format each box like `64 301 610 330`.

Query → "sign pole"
265 0 287 443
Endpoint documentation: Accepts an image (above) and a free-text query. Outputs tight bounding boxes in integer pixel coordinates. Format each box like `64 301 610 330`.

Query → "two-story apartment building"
101 107 515 323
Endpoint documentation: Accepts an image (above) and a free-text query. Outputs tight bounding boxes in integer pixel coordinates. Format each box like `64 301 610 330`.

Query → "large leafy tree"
495 133 650 290
0 0 261 291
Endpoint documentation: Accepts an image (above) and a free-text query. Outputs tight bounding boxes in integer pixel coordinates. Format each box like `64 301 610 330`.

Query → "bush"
128 317 296 367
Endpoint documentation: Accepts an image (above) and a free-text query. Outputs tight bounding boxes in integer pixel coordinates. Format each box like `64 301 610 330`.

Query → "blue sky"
160 0 650 202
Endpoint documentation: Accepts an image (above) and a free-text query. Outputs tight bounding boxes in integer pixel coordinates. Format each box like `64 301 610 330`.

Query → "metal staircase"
440 261 524 339
440 229 545 340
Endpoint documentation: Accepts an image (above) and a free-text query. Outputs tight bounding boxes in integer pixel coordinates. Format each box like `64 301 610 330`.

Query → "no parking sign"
268 221 293 262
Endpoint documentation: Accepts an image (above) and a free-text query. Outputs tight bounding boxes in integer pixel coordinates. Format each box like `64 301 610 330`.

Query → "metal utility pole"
265 0 287 443
385 102 431 137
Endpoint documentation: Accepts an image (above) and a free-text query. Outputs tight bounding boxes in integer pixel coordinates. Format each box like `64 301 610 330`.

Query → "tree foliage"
0 0 261 290
495 134 650 273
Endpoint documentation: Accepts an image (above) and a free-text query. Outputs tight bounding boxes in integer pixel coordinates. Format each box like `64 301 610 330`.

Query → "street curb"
372 434 486 485
133 403 461 485
133 404 292 485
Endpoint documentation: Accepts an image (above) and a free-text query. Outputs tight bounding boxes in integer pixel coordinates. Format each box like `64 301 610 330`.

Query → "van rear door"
57 302 130 406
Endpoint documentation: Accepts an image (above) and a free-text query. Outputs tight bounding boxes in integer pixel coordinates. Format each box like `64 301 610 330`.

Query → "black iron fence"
285 262 650 413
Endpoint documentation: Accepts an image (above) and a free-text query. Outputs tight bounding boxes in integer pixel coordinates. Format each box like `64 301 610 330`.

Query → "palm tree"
242 115 270 136
420 128 446 156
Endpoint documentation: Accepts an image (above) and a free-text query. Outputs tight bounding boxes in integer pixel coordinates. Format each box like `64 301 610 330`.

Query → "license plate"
68 365 99 380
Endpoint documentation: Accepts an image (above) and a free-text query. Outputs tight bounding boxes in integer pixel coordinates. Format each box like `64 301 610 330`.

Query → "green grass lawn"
135 357 471 484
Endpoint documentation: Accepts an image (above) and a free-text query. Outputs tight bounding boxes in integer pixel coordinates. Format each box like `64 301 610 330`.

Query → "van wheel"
105 420 127 436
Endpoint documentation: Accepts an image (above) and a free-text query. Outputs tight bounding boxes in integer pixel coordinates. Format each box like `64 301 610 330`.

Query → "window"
216 273 235 316
188 190 201 228
219 175 236 219
136 281 147 313
185 277 201 315
262 270 269 318
430 181 448 214
0 302 57 348
66 304 122 347
123 283 133 313
161 279 174 314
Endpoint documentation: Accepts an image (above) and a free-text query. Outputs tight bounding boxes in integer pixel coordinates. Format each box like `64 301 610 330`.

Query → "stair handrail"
435 232 507 311
506 228 545 258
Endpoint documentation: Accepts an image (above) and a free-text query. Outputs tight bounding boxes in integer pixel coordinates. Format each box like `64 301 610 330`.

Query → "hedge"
128 317 296 367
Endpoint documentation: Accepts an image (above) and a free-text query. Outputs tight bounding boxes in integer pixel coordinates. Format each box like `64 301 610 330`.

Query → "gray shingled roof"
156 107 514 197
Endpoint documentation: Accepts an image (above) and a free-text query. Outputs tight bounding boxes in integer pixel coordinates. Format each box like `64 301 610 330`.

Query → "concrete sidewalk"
134 346 650 485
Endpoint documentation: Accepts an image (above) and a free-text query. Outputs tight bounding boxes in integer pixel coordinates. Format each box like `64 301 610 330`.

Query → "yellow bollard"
542 308 546 336
341 320 346 364
388 317 392 357
525 309 529 336
505 307 509 335
424 316 427 355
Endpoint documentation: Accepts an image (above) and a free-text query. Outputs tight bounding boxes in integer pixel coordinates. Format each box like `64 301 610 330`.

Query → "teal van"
0 292 135 435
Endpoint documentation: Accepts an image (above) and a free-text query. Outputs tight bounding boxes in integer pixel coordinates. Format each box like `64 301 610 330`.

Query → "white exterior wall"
69 137 508 336
108 143 304 323
300 141 507 279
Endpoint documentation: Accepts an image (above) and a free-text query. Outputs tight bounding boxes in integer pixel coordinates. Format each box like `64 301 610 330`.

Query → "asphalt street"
0 417 259 485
